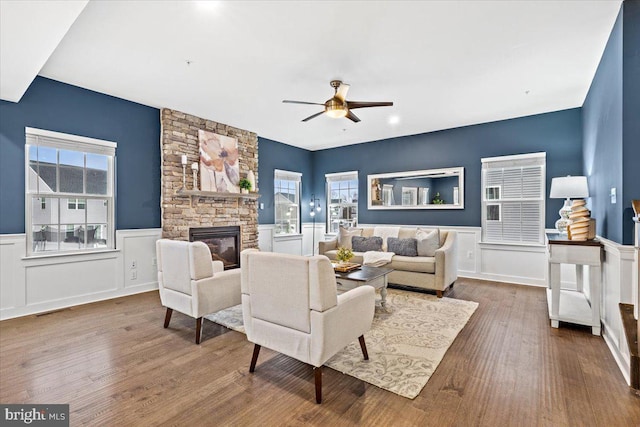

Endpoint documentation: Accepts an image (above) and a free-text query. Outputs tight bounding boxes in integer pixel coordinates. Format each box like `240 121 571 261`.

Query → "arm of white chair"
212 260 224 274
191 269 242 318
309 286 375 367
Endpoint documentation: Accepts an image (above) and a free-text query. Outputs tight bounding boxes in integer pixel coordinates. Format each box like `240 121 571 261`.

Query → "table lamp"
550 176 589 233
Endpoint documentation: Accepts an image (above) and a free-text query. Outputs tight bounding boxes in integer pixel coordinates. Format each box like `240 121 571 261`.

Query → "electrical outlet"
130 270 137 280
151 257 157 267
466 251 473 259
130 260 137 269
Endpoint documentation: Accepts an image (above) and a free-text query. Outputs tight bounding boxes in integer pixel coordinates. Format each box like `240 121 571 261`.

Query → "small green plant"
239 178 252 191
336 246 354 263
432 192 445 204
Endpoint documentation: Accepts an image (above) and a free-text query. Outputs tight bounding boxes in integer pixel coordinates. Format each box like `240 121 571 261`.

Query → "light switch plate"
610 187 616 204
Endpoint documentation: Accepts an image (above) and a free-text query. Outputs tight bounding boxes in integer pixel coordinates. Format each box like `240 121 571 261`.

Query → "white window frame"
325 171 358 234
25 127 116 256
481 152 546 245
274 169 301 235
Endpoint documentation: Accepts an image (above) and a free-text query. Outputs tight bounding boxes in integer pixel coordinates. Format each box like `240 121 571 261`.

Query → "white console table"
546 233 603 335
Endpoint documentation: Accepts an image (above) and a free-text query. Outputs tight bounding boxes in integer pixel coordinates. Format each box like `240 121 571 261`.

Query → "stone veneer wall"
160 108 259 250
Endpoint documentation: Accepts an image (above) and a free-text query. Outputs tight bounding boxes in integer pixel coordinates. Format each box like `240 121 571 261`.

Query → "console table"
546 233 603 335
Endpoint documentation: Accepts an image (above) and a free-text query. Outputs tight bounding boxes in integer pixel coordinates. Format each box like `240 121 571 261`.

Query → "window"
481 153 545 244
326 171 358 233
67 198 86 210
26 127 116 255
274 169 301 235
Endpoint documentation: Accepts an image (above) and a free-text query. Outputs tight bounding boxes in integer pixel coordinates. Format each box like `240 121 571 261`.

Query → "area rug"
205 289 478 399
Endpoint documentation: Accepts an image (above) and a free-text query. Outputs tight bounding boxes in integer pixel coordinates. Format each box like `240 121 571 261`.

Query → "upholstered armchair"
240 249 375 403
156 239 241 344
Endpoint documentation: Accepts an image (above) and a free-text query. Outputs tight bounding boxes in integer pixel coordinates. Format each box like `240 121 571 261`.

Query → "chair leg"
163 308 173 328
195 317 203 344
249 344 261 373
436 290 443 298
358 335 369 360
314 366 322 404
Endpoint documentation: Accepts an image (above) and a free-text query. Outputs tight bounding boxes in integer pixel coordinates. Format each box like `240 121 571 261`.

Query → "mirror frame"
367 167 465 210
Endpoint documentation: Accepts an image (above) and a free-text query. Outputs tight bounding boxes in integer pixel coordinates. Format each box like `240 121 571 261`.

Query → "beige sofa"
319 227 457 297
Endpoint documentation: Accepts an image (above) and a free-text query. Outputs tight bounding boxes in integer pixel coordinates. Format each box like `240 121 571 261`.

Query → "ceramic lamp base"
555 198 572 234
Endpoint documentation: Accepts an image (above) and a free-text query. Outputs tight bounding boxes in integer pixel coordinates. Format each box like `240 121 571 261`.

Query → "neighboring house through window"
26 127 116 255
274 169 301 235
326 171 358 233
481 152 546 245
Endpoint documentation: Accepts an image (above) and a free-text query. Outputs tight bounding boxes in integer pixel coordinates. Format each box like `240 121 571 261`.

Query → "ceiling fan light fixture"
326 107 347 118
325 98 347 118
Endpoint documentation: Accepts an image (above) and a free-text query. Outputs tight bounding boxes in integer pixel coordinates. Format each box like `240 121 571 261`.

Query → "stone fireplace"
160 108 259 252
189 226 241 269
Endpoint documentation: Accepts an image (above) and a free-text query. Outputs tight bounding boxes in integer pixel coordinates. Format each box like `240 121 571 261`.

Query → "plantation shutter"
481 153 545 244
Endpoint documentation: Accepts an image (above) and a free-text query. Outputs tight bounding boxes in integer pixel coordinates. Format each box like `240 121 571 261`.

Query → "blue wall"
622 0 640 244
582 9 624 244
312 108 583 228
257 137 314 224
0 77 161 234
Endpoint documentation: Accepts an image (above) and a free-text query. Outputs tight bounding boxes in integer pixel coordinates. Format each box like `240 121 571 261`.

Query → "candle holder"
191 163 198 190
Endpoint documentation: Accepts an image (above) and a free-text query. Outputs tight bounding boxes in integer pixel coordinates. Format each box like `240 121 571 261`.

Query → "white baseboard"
0 282 157 320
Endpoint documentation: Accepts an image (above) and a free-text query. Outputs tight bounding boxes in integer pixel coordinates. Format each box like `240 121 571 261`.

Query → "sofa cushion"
387 237 418 257
352 236 383 252
338 226 362 250
416 228 440 257
390 255 436 274
398 228 418 239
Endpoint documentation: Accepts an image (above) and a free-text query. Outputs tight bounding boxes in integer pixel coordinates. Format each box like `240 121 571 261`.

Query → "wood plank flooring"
1 279 639 426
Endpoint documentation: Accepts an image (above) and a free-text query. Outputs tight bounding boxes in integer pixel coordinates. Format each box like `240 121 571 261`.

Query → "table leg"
590 265 602 336
550 262 561 328
575 264 584 293
380 275 388 308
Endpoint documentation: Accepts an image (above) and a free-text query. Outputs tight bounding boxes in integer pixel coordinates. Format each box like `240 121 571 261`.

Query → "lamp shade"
550 176 589 199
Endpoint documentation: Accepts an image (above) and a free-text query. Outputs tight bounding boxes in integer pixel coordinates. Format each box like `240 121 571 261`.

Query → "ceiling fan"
283 80 393 123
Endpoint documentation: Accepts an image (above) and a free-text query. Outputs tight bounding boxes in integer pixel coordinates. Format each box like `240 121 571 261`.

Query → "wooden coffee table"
334 265 394 307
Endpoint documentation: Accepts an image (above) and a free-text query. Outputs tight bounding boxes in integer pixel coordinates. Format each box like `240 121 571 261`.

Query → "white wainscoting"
599 237 636 385
0 229 161 320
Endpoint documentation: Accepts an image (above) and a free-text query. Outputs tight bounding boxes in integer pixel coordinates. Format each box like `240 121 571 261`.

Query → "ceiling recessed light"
194 1 221 13
388 115 400 125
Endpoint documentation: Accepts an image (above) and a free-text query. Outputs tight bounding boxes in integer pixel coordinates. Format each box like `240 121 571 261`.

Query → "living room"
1 1 639 425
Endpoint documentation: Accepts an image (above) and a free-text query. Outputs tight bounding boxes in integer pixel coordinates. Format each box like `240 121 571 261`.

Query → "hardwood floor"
1 279 639 426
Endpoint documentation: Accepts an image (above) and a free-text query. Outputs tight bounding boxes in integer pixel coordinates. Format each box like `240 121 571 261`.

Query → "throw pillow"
387 237 418 257
338 226 362 250
352 236 383 252
416 228 440 257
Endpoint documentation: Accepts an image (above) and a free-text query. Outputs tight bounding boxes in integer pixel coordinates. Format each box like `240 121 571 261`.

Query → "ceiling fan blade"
283 100 325 106
347 101 393 109
301 111 325 122
335 83 350 102
346 110 361 123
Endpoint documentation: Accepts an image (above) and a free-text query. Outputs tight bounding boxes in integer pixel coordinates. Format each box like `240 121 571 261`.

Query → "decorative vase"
247 170 256 193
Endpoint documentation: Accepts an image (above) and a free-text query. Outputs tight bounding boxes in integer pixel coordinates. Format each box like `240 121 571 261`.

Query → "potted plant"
432 192 445 204
336 247 354 264
239 178 252 194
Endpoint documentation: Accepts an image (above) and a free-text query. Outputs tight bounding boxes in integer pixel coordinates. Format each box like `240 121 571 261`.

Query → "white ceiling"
1 1 621 151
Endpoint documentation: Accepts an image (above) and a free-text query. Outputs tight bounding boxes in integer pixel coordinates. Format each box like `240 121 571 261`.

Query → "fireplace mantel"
175 189 260 207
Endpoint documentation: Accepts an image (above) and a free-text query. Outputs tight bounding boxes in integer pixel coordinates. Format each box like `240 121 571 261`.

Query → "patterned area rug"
205 288 478 399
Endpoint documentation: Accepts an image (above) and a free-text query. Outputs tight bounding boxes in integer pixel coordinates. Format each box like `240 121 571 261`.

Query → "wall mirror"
368 167 464 210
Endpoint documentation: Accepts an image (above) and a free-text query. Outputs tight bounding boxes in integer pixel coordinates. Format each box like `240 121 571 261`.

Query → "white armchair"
156 239 241 344
240 249 375 403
